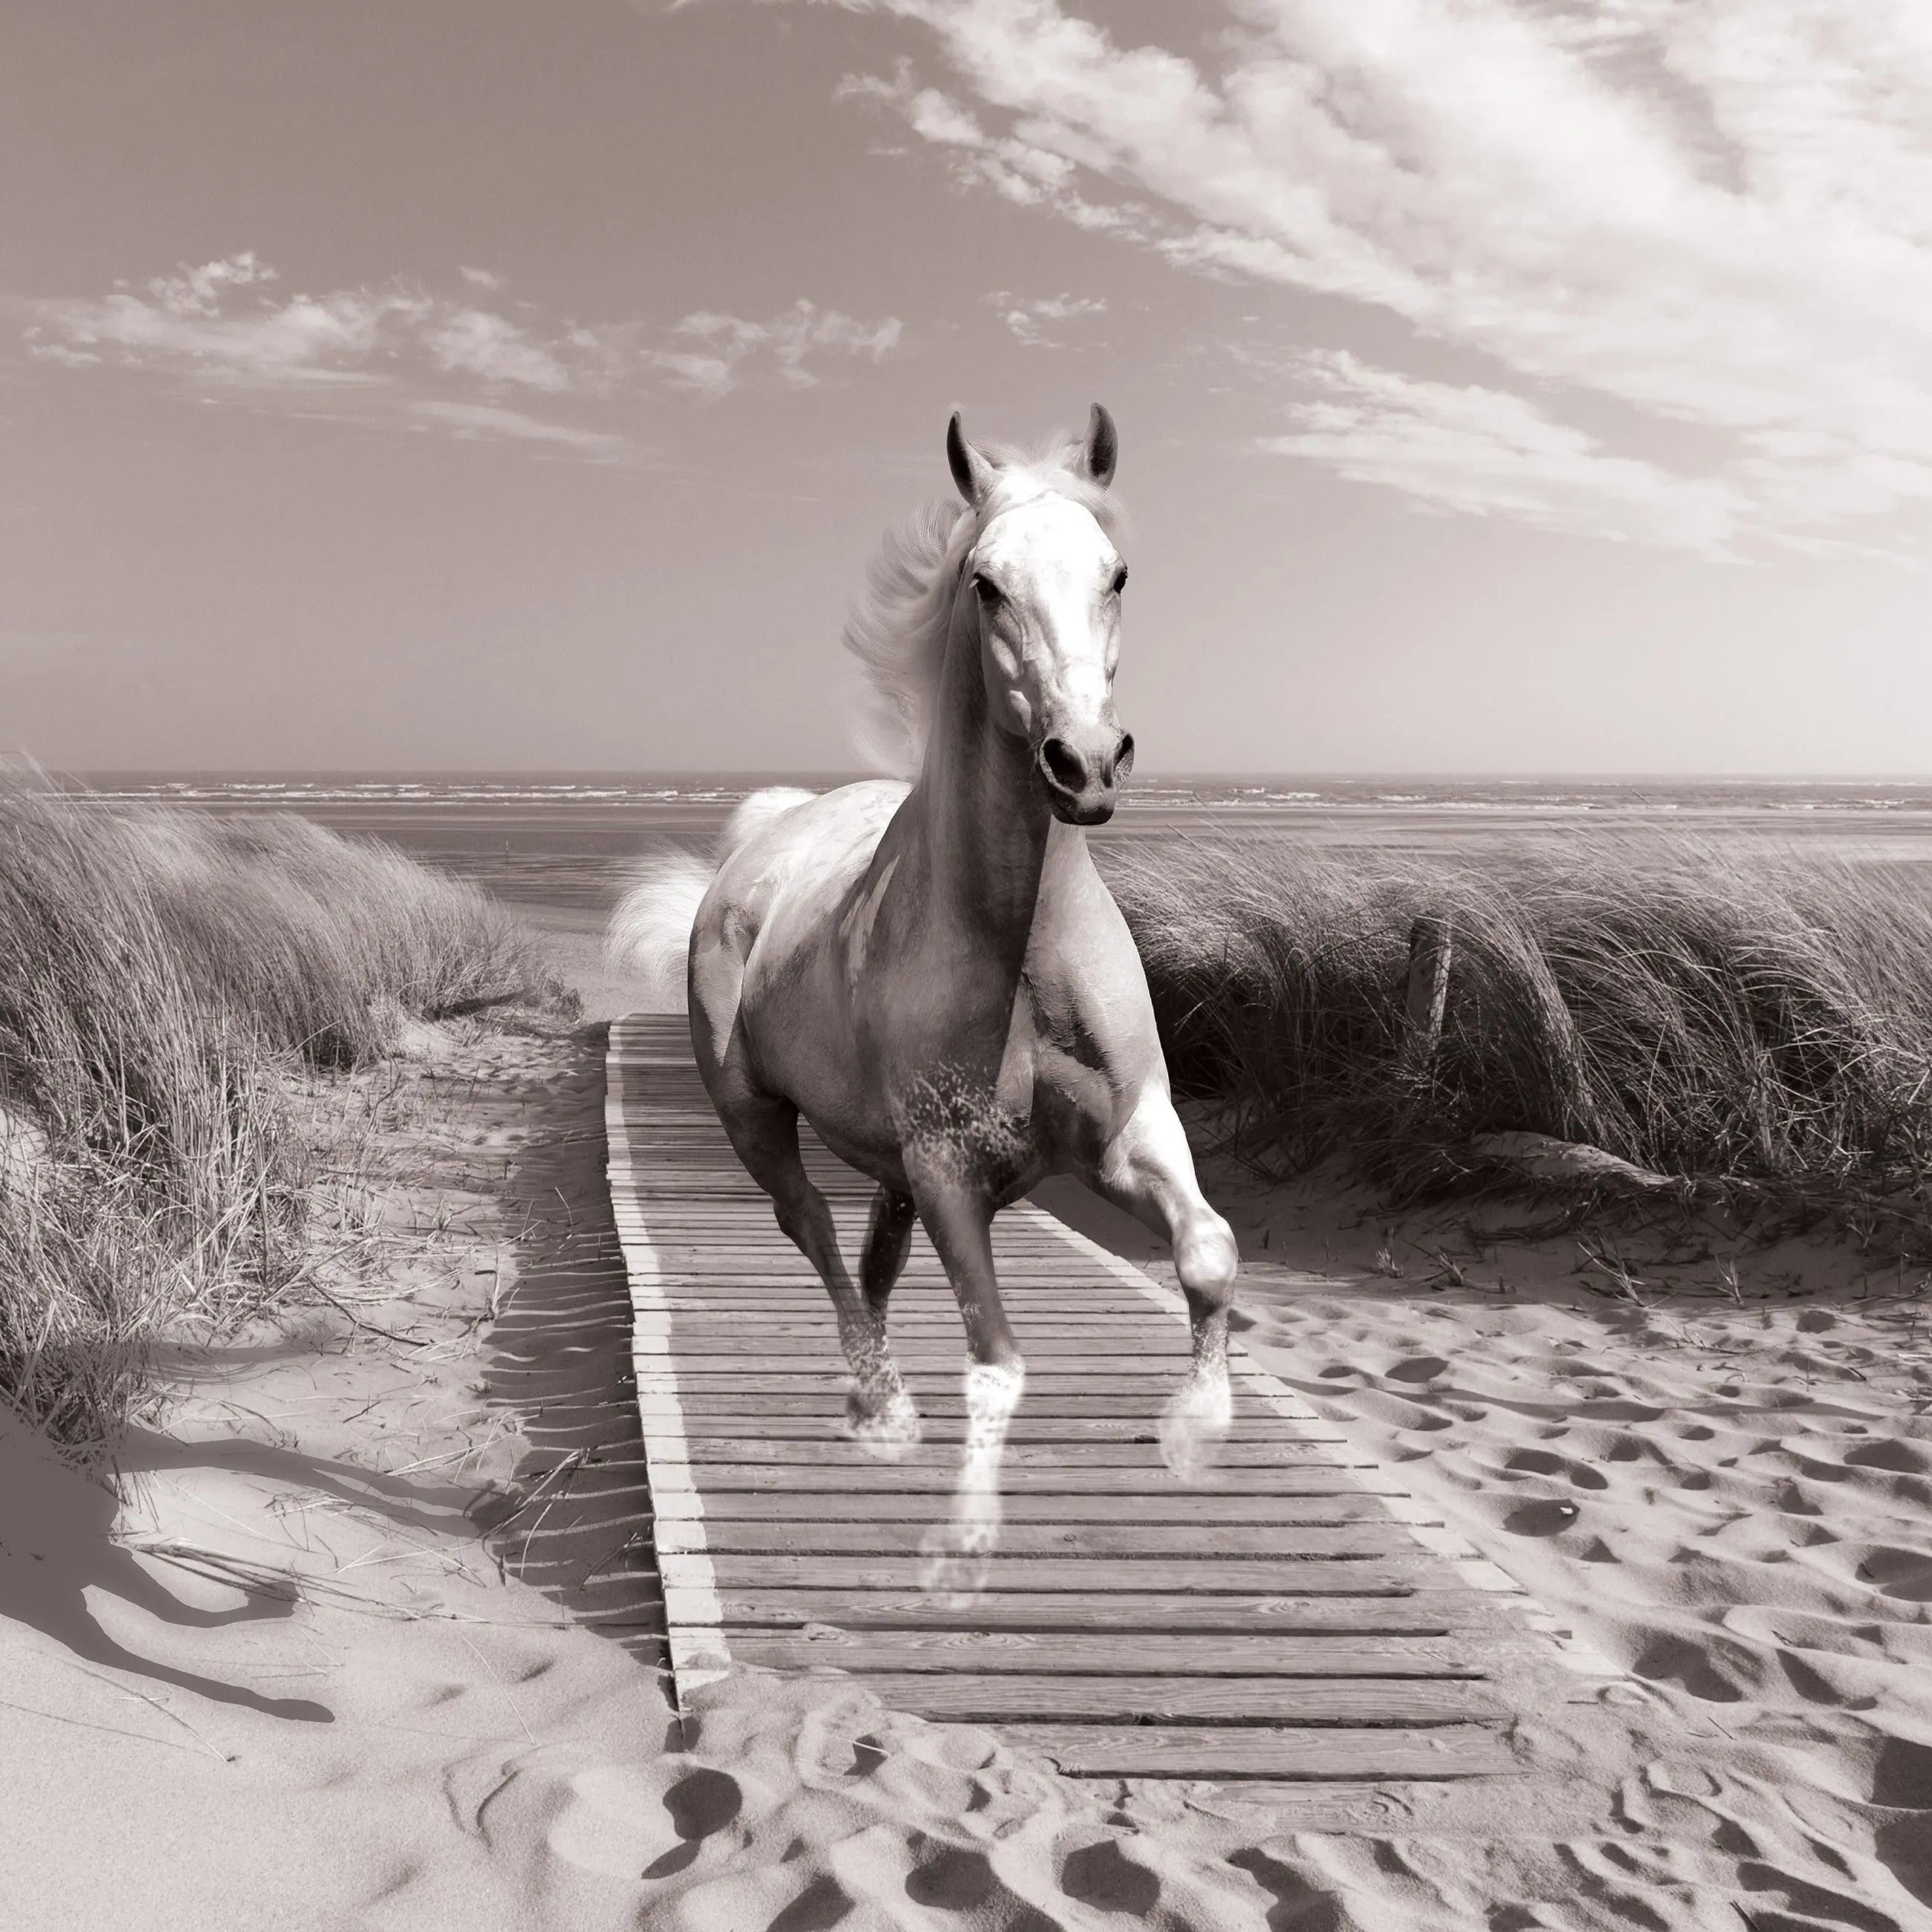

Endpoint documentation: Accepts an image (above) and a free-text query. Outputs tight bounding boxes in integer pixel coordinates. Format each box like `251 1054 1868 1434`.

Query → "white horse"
615 407 1237 1578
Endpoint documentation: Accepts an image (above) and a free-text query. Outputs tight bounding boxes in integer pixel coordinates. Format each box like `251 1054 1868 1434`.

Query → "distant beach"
74 772 1932 918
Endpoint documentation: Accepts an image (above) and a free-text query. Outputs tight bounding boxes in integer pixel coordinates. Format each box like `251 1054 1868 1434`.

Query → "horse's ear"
1075 403 1118 488
947 412 999 507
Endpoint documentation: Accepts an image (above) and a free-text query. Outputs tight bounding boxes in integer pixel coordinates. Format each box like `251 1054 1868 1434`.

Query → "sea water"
73 772 1932 914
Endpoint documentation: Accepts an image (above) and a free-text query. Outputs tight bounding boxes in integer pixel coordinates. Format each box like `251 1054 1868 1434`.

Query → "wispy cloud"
26 252 403 389
21 255 904 453
405 398 630 456
986 290 1106 346
652 300 904 397
1264 351 1746 553
829 1 1932 553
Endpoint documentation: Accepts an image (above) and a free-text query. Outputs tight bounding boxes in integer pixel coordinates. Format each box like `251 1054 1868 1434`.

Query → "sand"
4 909 1932 1928
1046 1164 1932 1924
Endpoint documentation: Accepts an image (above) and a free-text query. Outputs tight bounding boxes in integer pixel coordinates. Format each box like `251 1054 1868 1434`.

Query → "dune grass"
1103 833 1932 1220
0 778 543 1459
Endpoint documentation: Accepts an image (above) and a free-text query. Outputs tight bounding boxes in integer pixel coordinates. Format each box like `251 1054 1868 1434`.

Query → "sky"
4 0 1931 777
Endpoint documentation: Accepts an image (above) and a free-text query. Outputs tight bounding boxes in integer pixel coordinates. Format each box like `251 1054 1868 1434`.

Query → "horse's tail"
606 787 816 1006
719 785 818 863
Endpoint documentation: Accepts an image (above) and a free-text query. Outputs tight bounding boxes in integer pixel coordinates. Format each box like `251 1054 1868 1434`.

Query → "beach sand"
4 908 1932 1928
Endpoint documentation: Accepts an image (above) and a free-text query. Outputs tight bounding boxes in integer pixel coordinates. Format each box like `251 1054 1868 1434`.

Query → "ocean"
74 773 1932 915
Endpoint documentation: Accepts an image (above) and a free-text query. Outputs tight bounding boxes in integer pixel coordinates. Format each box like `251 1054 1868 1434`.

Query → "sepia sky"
4 1 1931 775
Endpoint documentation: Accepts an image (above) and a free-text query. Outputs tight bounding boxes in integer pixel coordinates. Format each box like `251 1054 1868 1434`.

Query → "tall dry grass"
0 778 541 1459
1103 834 1932 1206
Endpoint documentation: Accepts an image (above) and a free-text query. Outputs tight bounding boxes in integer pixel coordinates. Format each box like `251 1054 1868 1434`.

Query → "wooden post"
1404 914 1452 1070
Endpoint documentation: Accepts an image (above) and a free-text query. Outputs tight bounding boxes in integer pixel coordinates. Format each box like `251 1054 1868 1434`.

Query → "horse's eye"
973 573 1002 604
1110 565 1129 595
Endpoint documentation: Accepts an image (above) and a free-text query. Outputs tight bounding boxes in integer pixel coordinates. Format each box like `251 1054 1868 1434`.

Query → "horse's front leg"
1093 1083 1239 1482
906 1177 1025 1593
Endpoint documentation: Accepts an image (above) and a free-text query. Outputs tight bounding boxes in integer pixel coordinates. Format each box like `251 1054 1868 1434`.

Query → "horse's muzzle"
1037 728 1134 826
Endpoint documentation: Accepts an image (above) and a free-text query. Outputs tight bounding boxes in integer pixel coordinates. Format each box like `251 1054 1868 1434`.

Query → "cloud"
406 398 629 457
838 64 1154 233
1265 351 1746 552
26 252 402 389
424 307 576 392
23 255 577 401
829 1 1932 553
22 255 905 450
986 290 1106 346
655 299 904 395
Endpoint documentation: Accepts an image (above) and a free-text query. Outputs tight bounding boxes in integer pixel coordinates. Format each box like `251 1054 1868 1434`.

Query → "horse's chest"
875 978 1115 1193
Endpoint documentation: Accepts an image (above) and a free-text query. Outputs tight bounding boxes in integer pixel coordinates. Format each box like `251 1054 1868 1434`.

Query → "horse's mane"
843 435 1124 778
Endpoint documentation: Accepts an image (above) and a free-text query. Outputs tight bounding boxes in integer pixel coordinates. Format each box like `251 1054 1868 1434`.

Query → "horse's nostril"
1115 732 1135 781
1040 737 1087 792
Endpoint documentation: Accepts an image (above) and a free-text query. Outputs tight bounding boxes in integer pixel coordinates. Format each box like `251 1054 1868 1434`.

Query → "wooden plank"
652 1357 1193 1376
656 1313 1182 1329
670 1522 1421 1560
708 1589 1456 1634
821 1674 1508 1727
687 1553 1430 1594
678 1437 1366 1465
726 1630 1487 1676
682 1461 1402 1494
655 1393 1343 1423
683 1490 1430 1524
1000 1723 1517 1781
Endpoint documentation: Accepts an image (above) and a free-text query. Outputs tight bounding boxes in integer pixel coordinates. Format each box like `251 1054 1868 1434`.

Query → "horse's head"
947 406 1133 827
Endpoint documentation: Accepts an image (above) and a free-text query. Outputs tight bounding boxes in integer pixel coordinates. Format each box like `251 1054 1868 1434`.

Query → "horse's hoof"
918 1522 995 1603
1159 1374 1231 1485
844 1387 921 1462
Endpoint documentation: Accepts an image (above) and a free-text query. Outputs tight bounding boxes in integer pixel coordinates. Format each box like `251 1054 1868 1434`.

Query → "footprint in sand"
1632 1633 1747 1702
1227 1847 1333 1924
1873 1735 1932 1809
1060 1838 1160 1917
1845 1439 1931 1474
765 1873 854 1931
1502 1498 1580 1537
1504 1448 1607 1490
1734 1861 1913 1932
904 1842 999 1910
1385 1355 1450 1384
1856 1549 1932 1601
642 1767 744 1878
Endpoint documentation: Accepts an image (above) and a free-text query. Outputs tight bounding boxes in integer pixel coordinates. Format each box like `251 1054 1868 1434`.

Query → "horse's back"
689 779 907 1101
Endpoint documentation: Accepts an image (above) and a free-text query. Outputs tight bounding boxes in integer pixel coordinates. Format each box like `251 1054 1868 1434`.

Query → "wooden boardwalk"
606 1013 1612 1789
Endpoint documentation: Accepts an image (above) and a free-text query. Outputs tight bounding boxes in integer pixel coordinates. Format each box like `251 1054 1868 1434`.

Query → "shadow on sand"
478 1022 668 1669
0 1413 333 1723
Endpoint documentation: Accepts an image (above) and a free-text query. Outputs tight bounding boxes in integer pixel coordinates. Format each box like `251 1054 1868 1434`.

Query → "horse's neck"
910 586 1064 959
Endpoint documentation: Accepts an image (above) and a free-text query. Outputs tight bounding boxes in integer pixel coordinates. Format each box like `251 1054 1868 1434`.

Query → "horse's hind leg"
690 937 918 1457
706 1075 920 1459
1093 1084 1239 1482
860 1186 917 1320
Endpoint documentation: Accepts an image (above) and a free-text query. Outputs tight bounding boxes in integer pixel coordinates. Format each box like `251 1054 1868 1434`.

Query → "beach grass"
0 777 544 1459
1103 833 1932 1218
